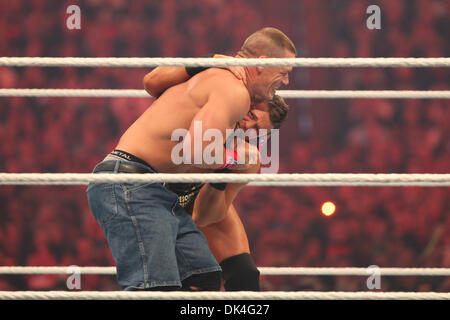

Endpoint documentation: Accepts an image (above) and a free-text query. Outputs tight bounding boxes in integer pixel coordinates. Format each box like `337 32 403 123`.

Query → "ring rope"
0 173 449 186
1 88 449 99
1 57 449 68
1 266 449 276
1 57 447 302
0 291 447 300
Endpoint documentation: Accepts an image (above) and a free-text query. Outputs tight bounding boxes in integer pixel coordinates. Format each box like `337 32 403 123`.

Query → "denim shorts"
86 159 221 290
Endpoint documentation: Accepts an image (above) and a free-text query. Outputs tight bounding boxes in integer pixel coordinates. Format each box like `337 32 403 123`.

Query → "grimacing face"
255 50 295 100
238 101 273 145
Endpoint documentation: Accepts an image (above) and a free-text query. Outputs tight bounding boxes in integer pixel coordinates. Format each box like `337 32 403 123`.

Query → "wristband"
185 53 215 77
214 168 232 174
217 149 239 170
209 168 231 191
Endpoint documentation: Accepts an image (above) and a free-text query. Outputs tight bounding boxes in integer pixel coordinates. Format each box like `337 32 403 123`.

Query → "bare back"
115 68 249 173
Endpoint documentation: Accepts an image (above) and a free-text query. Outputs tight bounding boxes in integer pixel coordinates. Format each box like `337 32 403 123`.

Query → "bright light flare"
321 201 336 216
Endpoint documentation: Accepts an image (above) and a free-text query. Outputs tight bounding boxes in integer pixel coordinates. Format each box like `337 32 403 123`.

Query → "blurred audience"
0 0 448 291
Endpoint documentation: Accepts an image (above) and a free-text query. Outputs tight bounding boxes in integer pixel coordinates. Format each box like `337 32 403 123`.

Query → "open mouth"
270 86 276 94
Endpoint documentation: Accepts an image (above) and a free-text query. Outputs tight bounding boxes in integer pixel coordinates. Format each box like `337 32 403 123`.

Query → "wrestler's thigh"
199 204 250 263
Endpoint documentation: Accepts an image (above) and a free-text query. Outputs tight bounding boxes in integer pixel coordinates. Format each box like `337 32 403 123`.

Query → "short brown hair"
239 27 297 58
268 95 289 129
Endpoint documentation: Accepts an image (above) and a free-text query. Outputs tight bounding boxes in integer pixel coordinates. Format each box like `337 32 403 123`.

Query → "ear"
256 55 267 74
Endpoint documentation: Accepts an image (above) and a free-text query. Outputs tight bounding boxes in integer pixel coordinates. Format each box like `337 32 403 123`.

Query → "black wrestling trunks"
165 182 205 213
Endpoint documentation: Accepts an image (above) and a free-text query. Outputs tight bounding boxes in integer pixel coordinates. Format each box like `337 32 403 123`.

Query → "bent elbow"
143 73 160 97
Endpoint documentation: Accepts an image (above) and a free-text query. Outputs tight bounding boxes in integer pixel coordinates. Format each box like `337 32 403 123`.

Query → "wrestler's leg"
199 204 260 291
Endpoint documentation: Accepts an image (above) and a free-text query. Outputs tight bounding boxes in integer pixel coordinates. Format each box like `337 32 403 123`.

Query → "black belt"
93 161 153 174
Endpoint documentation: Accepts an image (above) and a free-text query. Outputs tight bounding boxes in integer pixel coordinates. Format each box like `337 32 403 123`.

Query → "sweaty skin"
193 161 261 256
143 63 278 256
192 160 260 226
166 160 260 250
116 68 251 173
199 204 251 263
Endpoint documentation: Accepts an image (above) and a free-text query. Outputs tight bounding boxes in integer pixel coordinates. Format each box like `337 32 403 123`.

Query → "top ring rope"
0 89 449 99
0 57 449 68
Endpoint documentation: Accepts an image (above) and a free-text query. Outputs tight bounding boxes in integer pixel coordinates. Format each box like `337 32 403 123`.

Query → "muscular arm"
192 161 260 226
182 75 250 169
143 53 215 97
143 54 242 97
143 66 190 97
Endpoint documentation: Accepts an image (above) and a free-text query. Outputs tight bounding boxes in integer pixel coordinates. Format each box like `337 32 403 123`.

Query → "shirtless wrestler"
142 37 293 291
87 27 296 291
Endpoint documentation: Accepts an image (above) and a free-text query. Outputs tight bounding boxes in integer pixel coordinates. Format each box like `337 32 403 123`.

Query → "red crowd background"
0 0 448 291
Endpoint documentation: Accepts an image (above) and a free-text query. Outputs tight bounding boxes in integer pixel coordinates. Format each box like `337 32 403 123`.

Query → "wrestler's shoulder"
202 68 246 87
201 69 249 101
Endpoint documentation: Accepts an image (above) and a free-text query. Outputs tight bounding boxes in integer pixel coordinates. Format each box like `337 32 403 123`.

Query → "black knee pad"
181 271 222 291
220 253 260 291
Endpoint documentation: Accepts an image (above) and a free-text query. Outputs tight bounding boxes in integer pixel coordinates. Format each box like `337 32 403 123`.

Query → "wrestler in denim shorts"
86 155 221 290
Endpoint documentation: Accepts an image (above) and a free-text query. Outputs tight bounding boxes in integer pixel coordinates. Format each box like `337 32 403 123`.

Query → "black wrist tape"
209 182 227 191
209 168 231 191
185 53 214 77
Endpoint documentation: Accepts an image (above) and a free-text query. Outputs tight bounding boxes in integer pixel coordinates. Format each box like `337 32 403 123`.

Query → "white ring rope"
0 173 448 186
1 88 449 99
1 57 447 302
1 57 450 68
1 266 449 276
278 90 450 99
0 173 449 186
0 291 447 300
